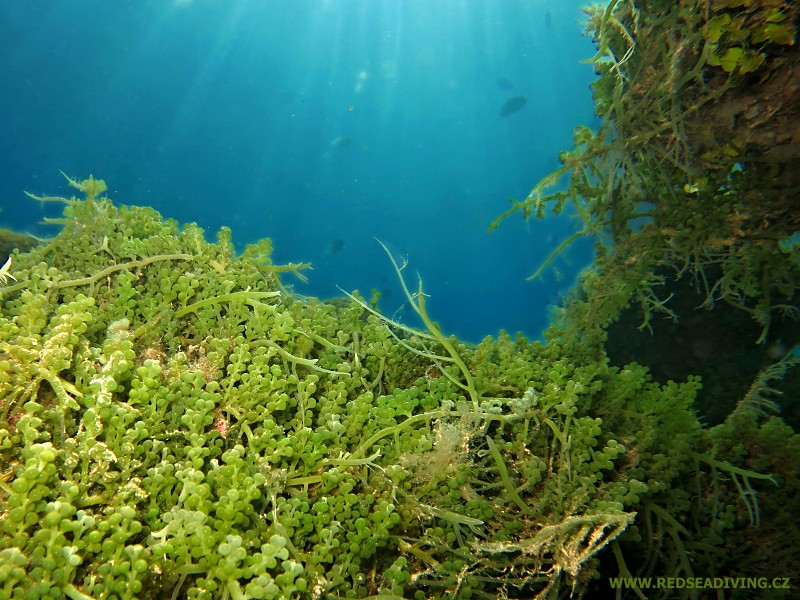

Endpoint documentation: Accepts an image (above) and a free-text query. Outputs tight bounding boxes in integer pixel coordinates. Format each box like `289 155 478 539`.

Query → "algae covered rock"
0 177 797 599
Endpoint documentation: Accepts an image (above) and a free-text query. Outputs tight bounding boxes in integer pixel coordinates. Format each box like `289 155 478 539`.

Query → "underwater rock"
0 227 39 259
604 267 800 428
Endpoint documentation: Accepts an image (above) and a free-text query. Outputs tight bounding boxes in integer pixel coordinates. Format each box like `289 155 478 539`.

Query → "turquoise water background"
0 0 598 342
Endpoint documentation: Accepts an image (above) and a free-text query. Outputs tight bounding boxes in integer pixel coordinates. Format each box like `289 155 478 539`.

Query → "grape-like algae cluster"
1 173 797 599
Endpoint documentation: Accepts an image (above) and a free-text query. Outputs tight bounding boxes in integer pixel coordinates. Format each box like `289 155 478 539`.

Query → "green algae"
0 175 796 599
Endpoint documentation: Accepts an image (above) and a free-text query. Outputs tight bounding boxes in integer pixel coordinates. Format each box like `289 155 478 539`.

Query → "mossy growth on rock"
0 176 797 599
488 0 800 485
490 0 800 347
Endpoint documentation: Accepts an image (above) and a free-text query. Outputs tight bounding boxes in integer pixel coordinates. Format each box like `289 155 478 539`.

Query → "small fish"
499 95 528 117
331 136 352 147
496 77 514 90
328 239 345 254
0 256 16 284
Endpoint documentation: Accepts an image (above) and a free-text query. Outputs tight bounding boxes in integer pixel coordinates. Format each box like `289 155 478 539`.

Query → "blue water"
0 0 598 343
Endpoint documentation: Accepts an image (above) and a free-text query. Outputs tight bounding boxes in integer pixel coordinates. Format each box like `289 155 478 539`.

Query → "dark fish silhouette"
499 95 528 117
497 77 514 90
328 239 345 254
